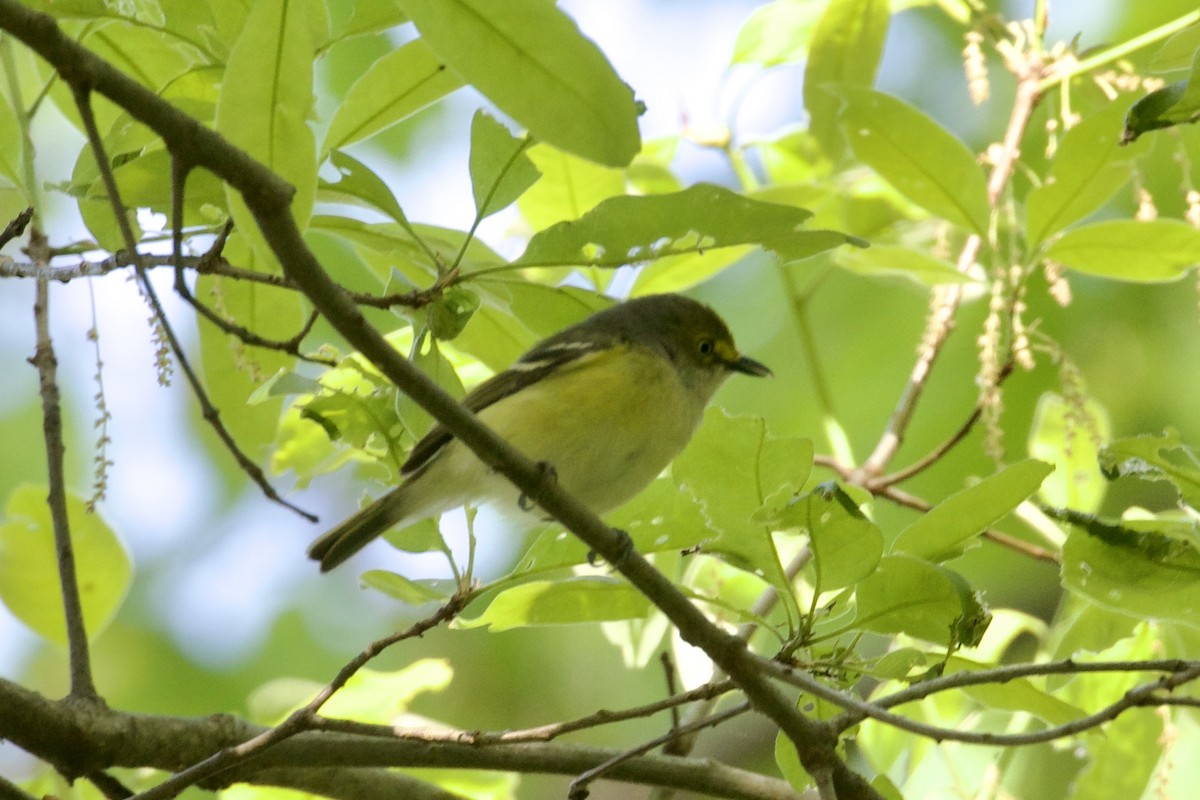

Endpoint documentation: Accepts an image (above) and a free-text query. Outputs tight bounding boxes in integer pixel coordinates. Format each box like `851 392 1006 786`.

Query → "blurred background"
2 0 1199 795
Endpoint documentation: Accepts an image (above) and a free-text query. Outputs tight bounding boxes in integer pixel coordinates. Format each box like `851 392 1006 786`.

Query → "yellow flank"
417 343 706 518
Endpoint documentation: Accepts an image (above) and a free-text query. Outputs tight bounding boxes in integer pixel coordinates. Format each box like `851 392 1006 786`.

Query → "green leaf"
271 356 406 484
323 38 464 153
517 142 627 231
215 0 321 260
0 89 26 192
108 148 226 224
312 216 504 286
945 658 1084 726
1047 593 1139 664
774 730 813 792
381 517 447 554
731 1 823 68
893 460 1053 562
1044 219 1200 282
1028 392 1111 513
804 0 890 158
1099 430 1200 508
84 21 192 93
196 262 305 475
398 0 640 166
855 555 990 647
0 485 131 644
872 647 928 680
1027 103 1149 246
841 88 990 236
427 287 482 341
397 335 468 441
835 244 976 286
248 661 453 728
1062 524 1200 628
1123 46 1200 142
330 0 408 40
401 769 519 800
1150 24 1200 74
518 477 716 574
361 570 453 605
775 485 883 591
468 111 540 219
459 577 651 630
630 247 754 296
673 409 813 597
249 370 322 403
320 150 411 225
518 182 861 267
1067 696 1162 800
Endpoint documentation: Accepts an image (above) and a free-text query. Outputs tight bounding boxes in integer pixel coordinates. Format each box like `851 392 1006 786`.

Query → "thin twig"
165 174 333 366
0 248 455 311
857 44 1046 480
858 246 977 479
86 771 133 800
313 678 740 744
68 84 317 523
0 206 33 247
132 596 467 800
845 657 1200 725
659 547 812 766
812 452 1060 564
875 360 1016 487
567 703 752 800
759 653 1200 746
30 233 99 700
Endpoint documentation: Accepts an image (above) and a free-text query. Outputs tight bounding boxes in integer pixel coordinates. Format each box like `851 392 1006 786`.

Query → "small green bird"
309 293 771 572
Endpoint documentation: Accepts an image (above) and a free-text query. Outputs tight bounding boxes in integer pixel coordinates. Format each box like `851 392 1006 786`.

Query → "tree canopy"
1 1 1200 799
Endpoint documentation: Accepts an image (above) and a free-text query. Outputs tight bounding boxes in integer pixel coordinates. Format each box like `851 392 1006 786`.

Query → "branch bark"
0 677 798 800
32 266 97 701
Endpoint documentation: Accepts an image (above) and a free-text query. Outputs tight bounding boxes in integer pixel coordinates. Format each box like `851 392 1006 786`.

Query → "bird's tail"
307 487 410 572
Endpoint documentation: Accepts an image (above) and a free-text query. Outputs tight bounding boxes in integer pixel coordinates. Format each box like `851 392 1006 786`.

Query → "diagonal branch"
857 46 1047 481
166 177 333 367
0 206 33 247
67 81 316 523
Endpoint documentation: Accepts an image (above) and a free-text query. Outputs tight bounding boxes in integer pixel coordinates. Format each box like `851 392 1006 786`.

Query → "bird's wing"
400 336 613 476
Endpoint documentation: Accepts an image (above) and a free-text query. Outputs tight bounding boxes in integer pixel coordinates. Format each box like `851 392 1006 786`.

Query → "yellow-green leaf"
0 485 131 644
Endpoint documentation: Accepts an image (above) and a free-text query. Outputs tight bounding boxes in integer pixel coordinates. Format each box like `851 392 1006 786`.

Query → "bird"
308 293 771 572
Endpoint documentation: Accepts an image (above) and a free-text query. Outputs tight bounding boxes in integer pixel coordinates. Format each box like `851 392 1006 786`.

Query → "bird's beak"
730 354 772 377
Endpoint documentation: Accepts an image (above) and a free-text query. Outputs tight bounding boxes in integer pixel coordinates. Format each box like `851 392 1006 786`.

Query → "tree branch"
0 676 800 800
30 251 98 700
857 40 1047 480
131 596 469 800
0 775 38 800
0 243 441 312
568 703 752 800
759 653 1200 746
66 81 316 523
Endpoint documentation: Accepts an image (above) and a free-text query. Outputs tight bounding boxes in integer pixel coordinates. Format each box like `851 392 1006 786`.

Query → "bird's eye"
698 339 715 355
